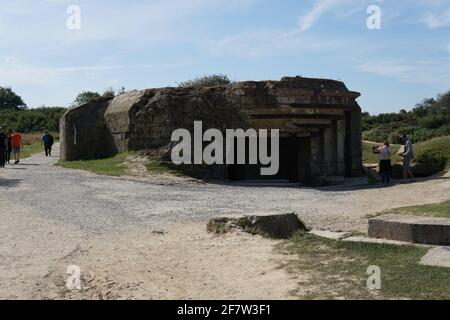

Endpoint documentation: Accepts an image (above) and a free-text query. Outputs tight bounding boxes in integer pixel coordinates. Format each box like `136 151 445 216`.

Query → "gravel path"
1 144 450 299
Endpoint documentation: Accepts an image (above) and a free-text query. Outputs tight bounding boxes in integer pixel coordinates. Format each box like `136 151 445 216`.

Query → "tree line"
363 89 450 143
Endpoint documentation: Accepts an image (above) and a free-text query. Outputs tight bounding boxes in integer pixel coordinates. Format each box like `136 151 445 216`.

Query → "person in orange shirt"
11 130 23 165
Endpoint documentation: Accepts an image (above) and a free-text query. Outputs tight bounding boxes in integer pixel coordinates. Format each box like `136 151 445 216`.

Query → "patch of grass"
146 159 184 176
278 232 450 300
390 200 450 219
58 153 128 176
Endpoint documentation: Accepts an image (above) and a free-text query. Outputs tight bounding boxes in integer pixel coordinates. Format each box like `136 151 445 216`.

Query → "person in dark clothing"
6 129 12 164
0 127 6 168
376 141 392 185
42 130 54 157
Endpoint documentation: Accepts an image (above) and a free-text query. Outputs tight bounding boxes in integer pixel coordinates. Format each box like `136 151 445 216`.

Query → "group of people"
374 134 415 186
0 128 54 168
0 127 23 167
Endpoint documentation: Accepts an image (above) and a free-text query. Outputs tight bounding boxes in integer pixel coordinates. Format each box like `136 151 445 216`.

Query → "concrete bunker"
60 76 363 185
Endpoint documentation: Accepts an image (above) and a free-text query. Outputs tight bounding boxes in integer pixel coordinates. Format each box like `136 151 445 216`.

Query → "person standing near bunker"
400 134 415 180
377 141 392 186
41 130 54 157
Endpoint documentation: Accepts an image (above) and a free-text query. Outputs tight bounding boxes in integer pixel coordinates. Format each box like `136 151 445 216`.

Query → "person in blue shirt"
41 130 54 157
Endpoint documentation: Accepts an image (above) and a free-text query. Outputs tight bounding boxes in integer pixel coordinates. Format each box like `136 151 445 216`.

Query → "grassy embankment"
57 153 129 176
58 152 182 177
279 232 450 300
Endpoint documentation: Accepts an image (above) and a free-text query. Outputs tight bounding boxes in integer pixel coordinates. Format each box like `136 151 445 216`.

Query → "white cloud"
421 9 450 28
0 57 182 87
298 0 350 32
209 30 341 58
357 60 450 84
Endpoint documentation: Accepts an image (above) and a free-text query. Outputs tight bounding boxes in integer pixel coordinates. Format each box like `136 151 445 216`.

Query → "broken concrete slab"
207 213 307 239
420 247 450 268
309 230 351 240
368 214 450 245
344 236 431 247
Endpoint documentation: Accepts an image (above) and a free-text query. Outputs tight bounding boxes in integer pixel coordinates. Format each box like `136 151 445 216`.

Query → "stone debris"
208 213 307 239
419 246 450 268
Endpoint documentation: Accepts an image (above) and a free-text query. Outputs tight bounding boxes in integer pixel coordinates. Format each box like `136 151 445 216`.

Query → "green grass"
21 142 44 159
279 232 450 300
58 153 129 176
58 152 185 177
146 159 184 176
389 200 450 219
414 136 450 171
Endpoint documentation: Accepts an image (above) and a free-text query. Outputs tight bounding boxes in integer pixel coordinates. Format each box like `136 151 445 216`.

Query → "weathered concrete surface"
309 230 351 240
344 236 430 247
208 213 307 239
60 98 115 161
369 214 450 245
420 247 450 268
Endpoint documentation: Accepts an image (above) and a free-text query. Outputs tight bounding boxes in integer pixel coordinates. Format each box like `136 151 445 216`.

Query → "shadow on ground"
0 178 22 188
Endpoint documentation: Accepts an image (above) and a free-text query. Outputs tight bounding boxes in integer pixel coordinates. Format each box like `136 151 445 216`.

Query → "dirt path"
1 145 450 299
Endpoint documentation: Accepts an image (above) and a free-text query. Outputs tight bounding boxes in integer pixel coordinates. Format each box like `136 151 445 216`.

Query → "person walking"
0 127 6 168
11 130 23 165
6 129 12 164
377 141 392 185
41 130 54 157
400 134 415 180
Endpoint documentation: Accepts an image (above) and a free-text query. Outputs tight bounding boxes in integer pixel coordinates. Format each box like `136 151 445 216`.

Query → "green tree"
70 91 102 108
177 74 232 88
0 87 27 111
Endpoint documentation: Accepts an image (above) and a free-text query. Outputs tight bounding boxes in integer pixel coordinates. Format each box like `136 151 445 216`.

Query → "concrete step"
369 214 450 245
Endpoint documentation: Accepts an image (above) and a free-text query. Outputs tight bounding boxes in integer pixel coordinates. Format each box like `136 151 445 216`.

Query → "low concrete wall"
369 214 450 245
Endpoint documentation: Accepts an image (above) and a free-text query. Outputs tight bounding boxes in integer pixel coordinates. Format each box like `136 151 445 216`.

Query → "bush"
178 74 232 88
414 152 448 176
363 89 450 143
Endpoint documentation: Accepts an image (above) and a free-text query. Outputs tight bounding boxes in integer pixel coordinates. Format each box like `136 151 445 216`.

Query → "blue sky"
0 0 449 114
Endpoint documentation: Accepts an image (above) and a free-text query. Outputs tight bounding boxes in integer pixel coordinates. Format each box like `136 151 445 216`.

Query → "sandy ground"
1 144 450 299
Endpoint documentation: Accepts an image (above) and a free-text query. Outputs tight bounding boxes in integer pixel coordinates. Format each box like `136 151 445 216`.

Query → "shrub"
178 74 232 88
414 152 448 176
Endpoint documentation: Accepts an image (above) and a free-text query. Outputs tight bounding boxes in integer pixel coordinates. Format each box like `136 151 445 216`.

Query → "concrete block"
369 214 450 245
208 213 307 239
